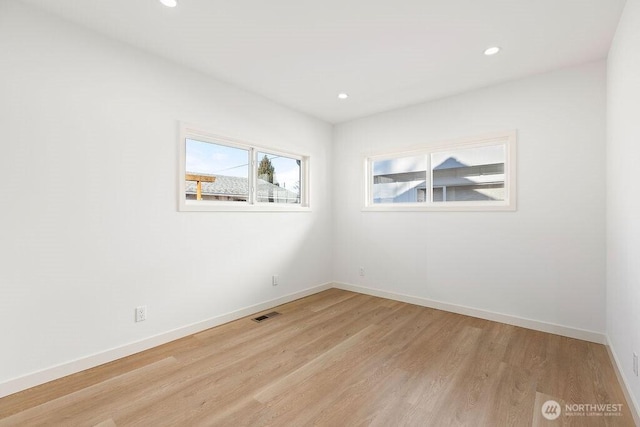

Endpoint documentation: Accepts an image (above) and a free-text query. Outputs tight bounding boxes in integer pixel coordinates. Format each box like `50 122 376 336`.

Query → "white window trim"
179 123 310 212
363 131 517 212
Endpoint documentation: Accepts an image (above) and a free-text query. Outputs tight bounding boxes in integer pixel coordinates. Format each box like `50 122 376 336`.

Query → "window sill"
362 201 516 212
179 201 311 212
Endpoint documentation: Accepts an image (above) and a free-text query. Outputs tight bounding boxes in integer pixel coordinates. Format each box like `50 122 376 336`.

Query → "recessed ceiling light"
337 93 349 100
159 0 177 7
484 46 501 56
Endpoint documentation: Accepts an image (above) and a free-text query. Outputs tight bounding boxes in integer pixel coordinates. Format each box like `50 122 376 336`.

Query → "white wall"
607 0 640 412
333 61 607 335
0 0 332 390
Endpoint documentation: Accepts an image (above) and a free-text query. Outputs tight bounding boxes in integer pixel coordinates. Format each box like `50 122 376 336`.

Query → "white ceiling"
21 0 626 124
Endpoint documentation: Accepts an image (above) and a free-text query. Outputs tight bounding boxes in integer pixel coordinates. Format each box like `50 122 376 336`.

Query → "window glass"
185 138 249 202
431 145 505 202
372 155 427 204
256 152 301 204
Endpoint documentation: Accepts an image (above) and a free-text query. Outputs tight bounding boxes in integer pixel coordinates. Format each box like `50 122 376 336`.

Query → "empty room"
1 0 639 425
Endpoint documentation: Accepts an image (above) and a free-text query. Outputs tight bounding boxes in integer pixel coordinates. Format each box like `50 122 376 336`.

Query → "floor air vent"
252 311 281 323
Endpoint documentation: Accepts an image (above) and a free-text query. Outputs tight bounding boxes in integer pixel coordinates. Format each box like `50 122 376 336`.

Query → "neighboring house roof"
433 157 468 170
185 172 299 200
186 174 246 197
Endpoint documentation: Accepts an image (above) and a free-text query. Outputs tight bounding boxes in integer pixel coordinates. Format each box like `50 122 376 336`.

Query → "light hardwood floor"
0 289 635 426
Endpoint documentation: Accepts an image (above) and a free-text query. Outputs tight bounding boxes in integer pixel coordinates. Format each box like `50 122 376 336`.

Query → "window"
365 131 516 211
179 124 309 211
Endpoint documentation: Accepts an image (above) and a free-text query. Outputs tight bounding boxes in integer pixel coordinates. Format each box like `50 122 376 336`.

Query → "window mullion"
249 148 256 205
426 152 432 205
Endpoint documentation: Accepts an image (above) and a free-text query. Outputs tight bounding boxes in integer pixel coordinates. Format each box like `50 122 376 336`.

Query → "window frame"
179 123 310 212
363 131 517 212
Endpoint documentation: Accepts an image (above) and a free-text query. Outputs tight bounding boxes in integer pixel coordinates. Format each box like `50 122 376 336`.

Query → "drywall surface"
607 0 640 412
0 1 332 387
333 61 607 334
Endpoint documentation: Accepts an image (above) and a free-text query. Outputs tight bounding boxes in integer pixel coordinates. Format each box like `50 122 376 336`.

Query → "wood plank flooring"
0 289 635 426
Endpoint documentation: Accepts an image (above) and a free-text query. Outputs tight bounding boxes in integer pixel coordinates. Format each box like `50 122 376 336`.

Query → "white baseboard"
333 282 607 344
605 336 640 426
0 282 333 399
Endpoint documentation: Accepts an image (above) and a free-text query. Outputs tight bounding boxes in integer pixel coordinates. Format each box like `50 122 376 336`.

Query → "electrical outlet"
135 305 147 322
359 267 365 277
272 275 279 286
634 353 638 376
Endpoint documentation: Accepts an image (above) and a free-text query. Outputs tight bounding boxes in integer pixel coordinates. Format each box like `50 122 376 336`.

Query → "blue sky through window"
186 139 249 177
